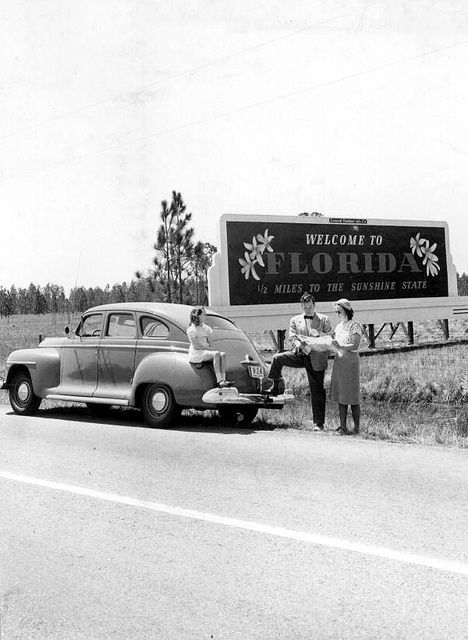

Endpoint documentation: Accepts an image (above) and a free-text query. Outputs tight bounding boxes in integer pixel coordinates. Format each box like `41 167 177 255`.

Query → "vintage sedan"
1 302 291 427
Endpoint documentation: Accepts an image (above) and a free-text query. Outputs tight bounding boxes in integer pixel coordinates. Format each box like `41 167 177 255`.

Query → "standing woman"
187 307 232 388
330 298 363 435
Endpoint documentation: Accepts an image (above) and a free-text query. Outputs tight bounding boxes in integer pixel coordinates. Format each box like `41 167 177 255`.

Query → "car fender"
4 348 61 397
131 351 217 408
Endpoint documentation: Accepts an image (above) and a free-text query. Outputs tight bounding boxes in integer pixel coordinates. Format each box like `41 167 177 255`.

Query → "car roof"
85 302 224 329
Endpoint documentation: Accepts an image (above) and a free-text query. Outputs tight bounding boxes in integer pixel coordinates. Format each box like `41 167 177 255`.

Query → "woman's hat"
335 298 352 311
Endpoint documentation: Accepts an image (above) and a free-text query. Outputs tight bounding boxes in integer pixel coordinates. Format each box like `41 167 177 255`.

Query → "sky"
1 0 468 294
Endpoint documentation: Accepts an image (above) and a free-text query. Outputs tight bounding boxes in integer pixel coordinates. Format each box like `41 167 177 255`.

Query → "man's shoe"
262 378 275 393
271 379 285 395
304 420 324 431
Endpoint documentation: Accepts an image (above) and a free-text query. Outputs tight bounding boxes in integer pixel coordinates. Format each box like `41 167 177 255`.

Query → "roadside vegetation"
1 313 467 448
0 312 80 372
258 343 468 448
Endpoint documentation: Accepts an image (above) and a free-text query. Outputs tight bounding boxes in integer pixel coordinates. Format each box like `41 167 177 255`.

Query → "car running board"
45 394 129 406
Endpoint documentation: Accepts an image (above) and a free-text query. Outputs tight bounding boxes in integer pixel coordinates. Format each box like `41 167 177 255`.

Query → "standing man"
269 292 333 431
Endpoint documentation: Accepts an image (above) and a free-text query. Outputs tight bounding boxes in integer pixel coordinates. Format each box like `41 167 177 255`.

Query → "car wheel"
141 384 178 428
9 372 41 415
218 406 258 427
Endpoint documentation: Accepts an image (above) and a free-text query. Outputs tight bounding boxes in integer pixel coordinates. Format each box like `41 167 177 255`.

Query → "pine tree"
143 191 195 303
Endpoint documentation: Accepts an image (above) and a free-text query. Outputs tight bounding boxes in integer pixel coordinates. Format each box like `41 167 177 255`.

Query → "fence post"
407 321 414 345
442 319 449 340
277 329 286 352
368 324 375 349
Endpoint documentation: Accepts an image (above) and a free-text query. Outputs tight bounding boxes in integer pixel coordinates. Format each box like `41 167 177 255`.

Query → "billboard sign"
225 218 448 305
208 215 466 331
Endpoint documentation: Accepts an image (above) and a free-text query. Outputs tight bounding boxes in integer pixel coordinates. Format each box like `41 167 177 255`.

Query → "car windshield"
205 315 241 332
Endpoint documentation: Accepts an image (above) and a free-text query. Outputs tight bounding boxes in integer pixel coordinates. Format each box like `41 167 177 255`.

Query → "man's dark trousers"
269 351 326 427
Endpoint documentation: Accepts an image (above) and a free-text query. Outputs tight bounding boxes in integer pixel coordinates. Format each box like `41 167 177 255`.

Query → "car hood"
39 337 74 347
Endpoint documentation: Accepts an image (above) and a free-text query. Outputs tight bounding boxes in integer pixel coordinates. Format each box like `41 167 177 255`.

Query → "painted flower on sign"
256 229 275 254
409 233 440 277
243 235 264 266
410 232 427 257
238 228 275 280
422 242 440 276
239 251 260 281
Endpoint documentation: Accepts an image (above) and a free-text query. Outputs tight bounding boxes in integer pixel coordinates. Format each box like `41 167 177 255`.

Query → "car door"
134 314 173 370
59 312 103 396
94 311 137 401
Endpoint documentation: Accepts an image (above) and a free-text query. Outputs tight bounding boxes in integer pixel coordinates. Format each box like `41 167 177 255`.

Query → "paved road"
0 405 467 639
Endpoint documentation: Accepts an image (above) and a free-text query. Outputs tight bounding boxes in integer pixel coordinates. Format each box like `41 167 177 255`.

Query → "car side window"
79 313 103 338
106 313 136 338
140 316 170 339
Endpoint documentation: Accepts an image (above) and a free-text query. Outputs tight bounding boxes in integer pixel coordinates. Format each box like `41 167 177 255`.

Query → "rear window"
140 316 170 339
205 315 241 332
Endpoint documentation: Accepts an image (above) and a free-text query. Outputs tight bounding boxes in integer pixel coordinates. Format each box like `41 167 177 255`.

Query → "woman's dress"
186 323 213 363
329 320 363 404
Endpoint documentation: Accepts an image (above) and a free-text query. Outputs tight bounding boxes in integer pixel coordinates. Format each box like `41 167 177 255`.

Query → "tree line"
2 271 467 318
0 277 193 318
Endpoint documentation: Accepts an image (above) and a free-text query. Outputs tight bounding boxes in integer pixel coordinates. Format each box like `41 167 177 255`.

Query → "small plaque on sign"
329 218 368 224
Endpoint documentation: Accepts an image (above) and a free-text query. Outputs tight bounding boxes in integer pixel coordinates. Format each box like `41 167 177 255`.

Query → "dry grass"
257 399 468 448
257 344 468 447
1 313 467 447
267 344 468 405
0 312 80 379
361 346 468 404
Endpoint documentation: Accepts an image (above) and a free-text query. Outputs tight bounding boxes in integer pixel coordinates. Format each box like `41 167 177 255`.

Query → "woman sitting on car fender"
187 307 233 388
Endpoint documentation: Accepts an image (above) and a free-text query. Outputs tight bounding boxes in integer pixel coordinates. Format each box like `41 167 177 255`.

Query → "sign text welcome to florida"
226 218 448 305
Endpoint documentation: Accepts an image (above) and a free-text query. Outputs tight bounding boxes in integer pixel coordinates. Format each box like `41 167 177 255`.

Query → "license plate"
248 365 263 379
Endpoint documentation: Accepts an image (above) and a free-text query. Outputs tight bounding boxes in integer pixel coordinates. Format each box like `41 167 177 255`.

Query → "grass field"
1 313 467 447
0 312 80 377
259 344 468 448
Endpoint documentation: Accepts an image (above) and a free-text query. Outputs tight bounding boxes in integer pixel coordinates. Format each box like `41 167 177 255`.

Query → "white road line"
2 470 468 578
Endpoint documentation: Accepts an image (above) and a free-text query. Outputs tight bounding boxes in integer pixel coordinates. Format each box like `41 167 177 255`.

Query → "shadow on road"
3 403 275 435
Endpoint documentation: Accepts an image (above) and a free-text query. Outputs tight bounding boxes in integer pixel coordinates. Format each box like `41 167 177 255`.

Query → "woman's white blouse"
334 320 363 350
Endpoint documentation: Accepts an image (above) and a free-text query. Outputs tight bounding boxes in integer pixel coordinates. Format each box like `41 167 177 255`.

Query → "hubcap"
17 382 30 402
151 390 167 413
